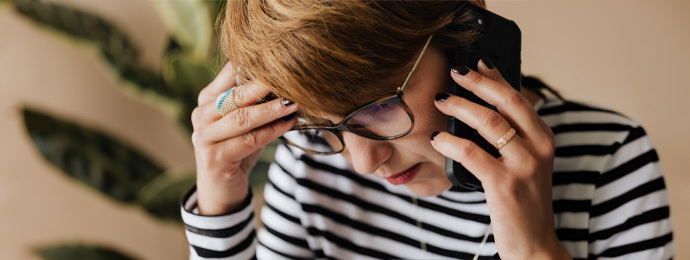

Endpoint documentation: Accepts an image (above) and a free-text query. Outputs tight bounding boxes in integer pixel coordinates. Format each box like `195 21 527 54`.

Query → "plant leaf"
35 244 137 260
22 108 165 203
11 0 181 101
153 0 212 61
162 51 219 132
137 172 196 222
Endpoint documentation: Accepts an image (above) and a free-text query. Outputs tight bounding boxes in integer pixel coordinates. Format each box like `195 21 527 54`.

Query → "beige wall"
1 0 687 259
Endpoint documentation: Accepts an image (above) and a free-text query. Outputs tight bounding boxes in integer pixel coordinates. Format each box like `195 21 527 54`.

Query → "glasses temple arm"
398 34 434 94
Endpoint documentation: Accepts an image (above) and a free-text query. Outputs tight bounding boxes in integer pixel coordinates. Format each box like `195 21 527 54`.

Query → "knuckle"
506 90 528 107
196 145 215 167
523 156 540 174
229 109 251 130
273 98 286 111
458 141 477 158
232 86 245 105
200 147 222 169
240 131 259 148
267 121 281 136
191 107 203 127
211 147 227 166
191 131 202 146
481 110 504 129
467 71 485 86
541 138 556 158
197 88 208 104
545 125 555 139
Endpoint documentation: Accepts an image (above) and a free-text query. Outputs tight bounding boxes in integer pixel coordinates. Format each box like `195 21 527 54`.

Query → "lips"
385 163 421 185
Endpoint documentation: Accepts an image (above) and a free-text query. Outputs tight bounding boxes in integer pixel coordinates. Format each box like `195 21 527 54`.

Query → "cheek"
413 99 448 136
411 100 448 167
400 103 447 163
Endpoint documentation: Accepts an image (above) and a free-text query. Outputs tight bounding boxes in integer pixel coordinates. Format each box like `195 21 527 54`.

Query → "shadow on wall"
5 0 274 258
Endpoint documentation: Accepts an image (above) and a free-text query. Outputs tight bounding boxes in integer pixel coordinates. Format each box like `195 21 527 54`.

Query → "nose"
341 132 392 175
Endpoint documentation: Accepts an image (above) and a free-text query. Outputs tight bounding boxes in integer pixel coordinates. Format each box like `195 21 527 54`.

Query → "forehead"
298 44 446 124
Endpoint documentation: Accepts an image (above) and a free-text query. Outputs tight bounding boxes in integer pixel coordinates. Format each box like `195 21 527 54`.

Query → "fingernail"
451 66 470 76
480 57 494 69
282 98 294 106
281 113 296 122
434 93 450 103
430 131 440 141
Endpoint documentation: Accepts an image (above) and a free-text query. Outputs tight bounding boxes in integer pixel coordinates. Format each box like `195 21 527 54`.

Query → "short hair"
219 1 479 118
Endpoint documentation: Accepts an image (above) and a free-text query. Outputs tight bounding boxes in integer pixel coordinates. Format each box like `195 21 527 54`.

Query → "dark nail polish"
481 57 494 69
434 93 450 103
281 113 296 122
430 131 440 141
451 66 470 76
282 98 294 106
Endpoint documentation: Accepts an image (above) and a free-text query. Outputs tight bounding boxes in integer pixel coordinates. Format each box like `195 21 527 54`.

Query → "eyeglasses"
280 35 434 155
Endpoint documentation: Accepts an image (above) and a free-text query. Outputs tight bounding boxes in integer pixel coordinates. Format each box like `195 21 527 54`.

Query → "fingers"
478 58 510 86
192 103 217 131
434 93 523 154
209 117 296 164
430 131 504 184
197 97 299 143
450 61 544 141
231 82 273 107
198 62 238 105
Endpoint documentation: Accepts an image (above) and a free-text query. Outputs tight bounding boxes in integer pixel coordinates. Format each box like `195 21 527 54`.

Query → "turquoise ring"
215 87 237 117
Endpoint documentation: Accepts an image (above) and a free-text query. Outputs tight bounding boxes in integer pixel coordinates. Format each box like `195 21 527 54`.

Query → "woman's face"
321 45 453 197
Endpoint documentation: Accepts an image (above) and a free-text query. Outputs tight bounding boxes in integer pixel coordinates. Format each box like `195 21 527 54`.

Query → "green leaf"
161 52 215 103
162 51 219 132
35 244 137 260
137 172 196 222
11 0 178 101
22 108 165 203
204 0 225 59
153 0 212 61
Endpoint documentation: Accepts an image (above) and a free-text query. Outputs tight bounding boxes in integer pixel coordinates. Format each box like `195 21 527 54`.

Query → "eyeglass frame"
280 34 434 155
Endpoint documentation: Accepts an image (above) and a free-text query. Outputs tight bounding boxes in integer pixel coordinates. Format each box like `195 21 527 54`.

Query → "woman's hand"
430 59 571 259
191 63 299 215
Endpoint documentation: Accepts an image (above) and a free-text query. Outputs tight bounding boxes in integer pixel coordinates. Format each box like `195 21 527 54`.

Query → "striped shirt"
182 92 674 259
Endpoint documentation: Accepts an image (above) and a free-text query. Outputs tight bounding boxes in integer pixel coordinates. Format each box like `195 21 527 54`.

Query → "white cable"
473 222 492 260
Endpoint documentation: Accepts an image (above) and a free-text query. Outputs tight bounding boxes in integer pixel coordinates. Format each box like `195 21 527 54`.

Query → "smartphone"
445 5 522 192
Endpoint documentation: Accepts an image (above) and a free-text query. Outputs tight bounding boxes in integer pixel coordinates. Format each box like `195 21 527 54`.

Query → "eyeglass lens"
282 98 412 154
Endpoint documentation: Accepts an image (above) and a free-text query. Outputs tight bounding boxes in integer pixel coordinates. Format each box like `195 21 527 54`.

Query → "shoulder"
537 94 664 202
538 95 641 138
536 95 651 162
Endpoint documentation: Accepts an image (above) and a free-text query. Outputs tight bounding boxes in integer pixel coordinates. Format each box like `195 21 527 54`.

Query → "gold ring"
494 128 516 150
216 87 238 117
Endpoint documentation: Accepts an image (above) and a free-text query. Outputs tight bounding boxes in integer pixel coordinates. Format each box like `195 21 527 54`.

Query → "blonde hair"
218 1 479 118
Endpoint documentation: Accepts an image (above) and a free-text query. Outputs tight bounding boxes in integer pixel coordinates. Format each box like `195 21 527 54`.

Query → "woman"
183 1 673 259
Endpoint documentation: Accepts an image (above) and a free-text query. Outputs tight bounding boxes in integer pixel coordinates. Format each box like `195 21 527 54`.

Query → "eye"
349 124 366 129
371 104 391 114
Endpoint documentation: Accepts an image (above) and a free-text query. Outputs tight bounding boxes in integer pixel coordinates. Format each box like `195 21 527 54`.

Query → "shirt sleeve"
587 126 674 259
180 144 315 260
181 186 258 260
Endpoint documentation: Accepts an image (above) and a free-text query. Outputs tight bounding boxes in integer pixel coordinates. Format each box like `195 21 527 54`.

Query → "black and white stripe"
182 93 673 259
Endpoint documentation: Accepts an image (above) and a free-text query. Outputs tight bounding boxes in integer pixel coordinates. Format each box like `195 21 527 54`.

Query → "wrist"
196 181 249 215
530 237 571 260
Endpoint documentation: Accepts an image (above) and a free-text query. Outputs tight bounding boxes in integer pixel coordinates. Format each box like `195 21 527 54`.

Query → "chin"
405 178 452 197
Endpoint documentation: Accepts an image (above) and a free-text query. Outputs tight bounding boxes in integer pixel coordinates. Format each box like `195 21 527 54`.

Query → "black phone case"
445 5 522 192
